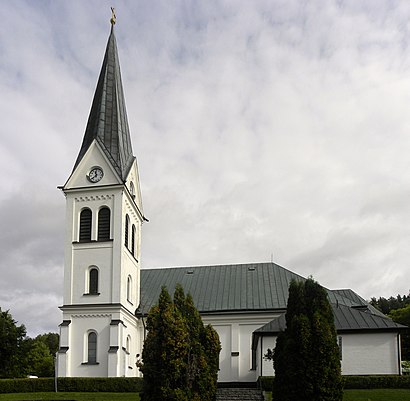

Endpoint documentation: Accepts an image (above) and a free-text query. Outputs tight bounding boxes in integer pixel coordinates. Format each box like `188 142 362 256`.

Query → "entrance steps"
216 387 264 401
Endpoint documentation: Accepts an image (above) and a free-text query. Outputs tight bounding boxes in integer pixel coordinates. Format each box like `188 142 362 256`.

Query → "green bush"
343 375 410 389
0 378 54 393
258 375 410 391
0 377 143 393
258 376 274 391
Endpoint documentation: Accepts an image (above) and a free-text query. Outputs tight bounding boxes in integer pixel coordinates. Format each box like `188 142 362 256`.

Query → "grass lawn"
343 389 410 401
1 390 410 401
265 389 410 401
0 393 140 401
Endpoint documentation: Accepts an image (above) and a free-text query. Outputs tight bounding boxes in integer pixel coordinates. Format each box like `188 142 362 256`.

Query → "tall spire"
73 14 134 180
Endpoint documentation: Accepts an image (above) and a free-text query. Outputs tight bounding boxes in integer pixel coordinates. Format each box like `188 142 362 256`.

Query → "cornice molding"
75 194 114 202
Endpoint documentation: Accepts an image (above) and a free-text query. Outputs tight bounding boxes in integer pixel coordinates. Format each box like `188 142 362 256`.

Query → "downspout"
135 305 147 341
142 314 146 341
397 333 402 375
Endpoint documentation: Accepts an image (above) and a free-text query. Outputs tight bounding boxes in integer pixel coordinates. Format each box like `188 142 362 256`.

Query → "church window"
130 182 135 198
79 208 92 242
126 335 131 368
125 214 130 248
127 275 132 303
98 207 111 241
89 268 99 295
131 224 136 256
87 331 97 364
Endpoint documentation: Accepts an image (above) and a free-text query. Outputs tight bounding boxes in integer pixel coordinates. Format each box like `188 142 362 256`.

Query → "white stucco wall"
340 332 400 375
202 313 280 382
257 331 401 377
256 336 276 378
68 314 111 377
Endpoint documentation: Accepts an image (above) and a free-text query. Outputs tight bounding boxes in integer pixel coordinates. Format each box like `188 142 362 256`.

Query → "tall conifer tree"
141 285 220 401
273 278 343 401
141 286 189 400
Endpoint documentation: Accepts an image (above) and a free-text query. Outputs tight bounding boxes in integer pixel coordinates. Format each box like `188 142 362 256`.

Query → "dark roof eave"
200 308 287 316
255 326 407 336
136 307 287 318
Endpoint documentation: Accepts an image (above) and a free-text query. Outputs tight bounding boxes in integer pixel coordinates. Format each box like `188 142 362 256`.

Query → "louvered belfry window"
89 268 98 294
131 224 136 256
79 209 92 242
125 214 130 248
98 207 110 241
88 332 97 364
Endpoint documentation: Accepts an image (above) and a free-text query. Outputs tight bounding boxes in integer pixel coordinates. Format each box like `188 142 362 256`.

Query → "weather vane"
110 7 116 25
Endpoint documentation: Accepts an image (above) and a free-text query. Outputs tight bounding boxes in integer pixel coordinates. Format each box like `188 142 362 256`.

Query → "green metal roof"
140 262 306 314
140 262 367 315
332 288 387 318
254 303 406 335
74 25 134 180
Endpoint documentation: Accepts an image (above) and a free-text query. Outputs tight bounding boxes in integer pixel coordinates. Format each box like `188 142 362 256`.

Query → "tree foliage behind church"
0 308 26 377
0 308 58 378
140 285 221 401
273 278 343 401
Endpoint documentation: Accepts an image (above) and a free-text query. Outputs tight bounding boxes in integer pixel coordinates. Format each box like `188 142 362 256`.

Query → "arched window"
130 182 135 198
79 208 92 242
127 275 132 302
98 207 110 241
126 336 131 354
126 335 131 368
89 268 99 295
88 332 97 364
124 214 130 248
131 224 136 256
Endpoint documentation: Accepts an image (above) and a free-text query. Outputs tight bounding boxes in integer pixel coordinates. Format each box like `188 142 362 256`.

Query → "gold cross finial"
110 7 116 25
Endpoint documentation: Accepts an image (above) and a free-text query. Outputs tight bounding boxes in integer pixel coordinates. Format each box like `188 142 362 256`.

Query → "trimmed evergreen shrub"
0 377 143 393
343 375 410 389
0 378 54 393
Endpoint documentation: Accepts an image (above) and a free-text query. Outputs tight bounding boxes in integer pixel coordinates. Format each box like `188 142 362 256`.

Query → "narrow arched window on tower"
124 214 130 248
131 224 136 256
98 207 110 241
127 275 132 303
88 332 97 364
89 268 99 295
79 208 92 242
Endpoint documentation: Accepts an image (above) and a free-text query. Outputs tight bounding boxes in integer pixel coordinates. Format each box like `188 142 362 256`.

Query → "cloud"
1 0 410 335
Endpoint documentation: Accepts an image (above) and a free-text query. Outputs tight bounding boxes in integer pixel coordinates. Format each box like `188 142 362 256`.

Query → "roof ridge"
142 261 300 271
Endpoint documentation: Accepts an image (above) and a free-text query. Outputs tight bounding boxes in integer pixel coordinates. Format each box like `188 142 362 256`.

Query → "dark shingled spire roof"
73 25 134 180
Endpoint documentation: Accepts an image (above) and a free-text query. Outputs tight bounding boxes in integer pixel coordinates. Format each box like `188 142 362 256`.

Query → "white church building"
57 20 406 382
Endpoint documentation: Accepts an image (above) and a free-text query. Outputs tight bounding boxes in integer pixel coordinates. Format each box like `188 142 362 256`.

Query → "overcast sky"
1 0 410 337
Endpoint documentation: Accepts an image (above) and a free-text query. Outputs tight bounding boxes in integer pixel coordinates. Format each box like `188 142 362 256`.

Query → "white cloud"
1 0 410 336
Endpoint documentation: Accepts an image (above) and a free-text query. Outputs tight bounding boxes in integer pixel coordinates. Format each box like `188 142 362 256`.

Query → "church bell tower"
57 14 145 377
